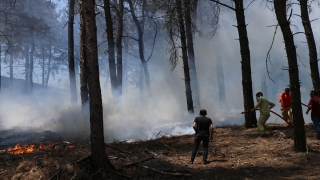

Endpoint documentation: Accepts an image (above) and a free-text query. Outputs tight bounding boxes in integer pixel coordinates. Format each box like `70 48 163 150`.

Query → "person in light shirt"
251 92 275 137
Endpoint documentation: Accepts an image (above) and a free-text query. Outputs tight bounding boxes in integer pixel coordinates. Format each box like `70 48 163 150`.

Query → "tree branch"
146 18 158 62
122 35 139 41
287 8 293 22
265 24 278 83
246 0 256 9
292 32 305 35
209 0 235 11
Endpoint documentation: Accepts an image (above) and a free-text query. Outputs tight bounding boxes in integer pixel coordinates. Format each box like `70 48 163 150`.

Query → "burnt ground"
0 123 319 180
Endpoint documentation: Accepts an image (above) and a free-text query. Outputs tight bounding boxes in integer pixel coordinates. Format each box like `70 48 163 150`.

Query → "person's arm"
251 98 262 111
209 124 214 140
278 94 282 102
193 122 197 133
269 101 275 109
306 100 312 114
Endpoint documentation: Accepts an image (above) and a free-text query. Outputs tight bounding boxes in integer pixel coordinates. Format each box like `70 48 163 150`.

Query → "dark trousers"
311 117 320 140
191 135 209 161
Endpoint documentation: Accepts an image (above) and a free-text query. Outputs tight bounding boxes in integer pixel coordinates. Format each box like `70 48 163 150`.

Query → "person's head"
284 88 290 94
310 90 318 98
199 109 207 116
256 92 263 97
256 92 263 102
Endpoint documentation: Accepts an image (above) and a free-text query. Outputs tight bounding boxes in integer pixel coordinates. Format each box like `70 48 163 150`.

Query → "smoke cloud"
1 1 318 144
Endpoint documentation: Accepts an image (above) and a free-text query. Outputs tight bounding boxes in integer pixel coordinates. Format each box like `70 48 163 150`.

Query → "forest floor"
0 123 320 180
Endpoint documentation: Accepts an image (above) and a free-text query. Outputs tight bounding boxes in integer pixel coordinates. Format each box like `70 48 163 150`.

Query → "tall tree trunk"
68 0 78 106
42 46 45 87
234 0 257 128
9 40 13 84
46 42 52 86
192 0 199 24
116 0 124 96
103 0 118 97
30 30 35 92
0 45 1 91
274 0 306 152
127 0 151 89
80 1 89 115
81 0 114 172
25 45 30 91
74 47 80 77
123 38 129 93
184 0 201 112
177 0 194 113
139 63 144 96
300 0 320 95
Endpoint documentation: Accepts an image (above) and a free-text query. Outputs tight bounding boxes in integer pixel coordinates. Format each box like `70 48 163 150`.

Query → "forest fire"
5 142 75 154
6 143 52 154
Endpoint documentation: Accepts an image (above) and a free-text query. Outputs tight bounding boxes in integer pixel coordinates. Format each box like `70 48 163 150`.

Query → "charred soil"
0 123 320 180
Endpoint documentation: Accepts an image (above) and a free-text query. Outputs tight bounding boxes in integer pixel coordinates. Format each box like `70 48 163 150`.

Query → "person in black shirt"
189 109 214 164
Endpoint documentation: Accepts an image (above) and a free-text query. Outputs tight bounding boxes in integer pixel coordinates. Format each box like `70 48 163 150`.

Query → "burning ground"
0 123 319 180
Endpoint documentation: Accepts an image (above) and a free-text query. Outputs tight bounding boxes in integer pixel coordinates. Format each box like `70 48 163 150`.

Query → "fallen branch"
105 143 132 155
143 149 158 156
49 169 62 180
108 156 119 160
121 156 154 168
138 165 192 177
4 162 13 166
160 139 176 151
74 155 91 166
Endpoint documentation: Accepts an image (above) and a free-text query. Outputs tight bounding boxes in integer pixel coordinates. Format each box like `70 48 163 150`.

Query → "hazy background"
0 0 319 142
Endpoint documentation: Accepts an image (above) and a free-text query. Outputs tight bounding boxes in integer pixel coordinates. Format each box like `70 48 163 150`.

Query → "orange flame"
7 144 35 154
7 144 51 154
6 143 75 154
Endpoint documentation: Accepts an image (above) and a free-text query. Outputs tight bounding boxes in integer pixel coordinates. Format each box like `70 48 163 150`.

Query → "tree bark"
177 0 194 113
68 0 78 106
234 0 257 128
46 41 52 87
274 0 306 152
9 39 13 84
30 30 35 92
104 0 118 97
116 0 124 96
300 0 320 95
184 0 201 112
139 63 144 96
81 0 114 172
127 0 151 89
0 45 1 91
25 45 30 91
80 0 89 115
123 38 129 93
42 46 45 87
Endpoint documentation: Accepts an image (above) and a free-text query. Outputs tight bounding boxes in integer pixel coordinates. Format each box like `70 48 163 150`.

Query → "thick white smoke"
1 1 318 144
